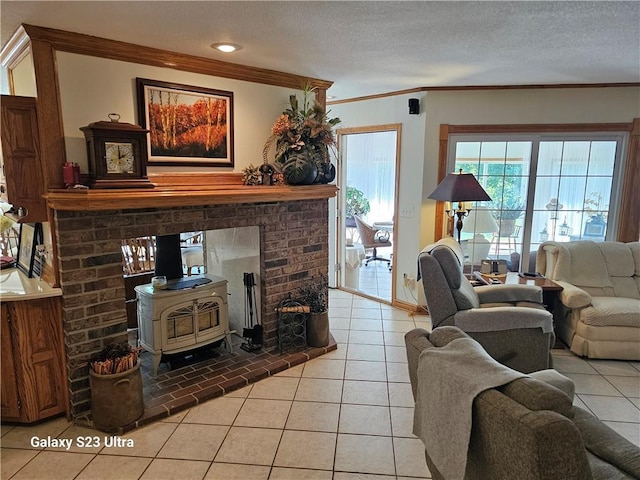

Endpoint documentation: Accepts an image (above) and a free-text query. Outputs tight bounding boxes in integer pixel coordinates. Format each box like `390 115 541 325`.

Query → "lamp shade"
428 170 491 202
461 208 499 234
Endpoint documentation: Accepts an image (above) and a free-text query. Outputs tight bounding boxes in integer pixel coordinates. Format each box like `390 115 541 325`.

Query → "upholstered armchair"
405 327 640 480
353 215 392 267
418 237 554 373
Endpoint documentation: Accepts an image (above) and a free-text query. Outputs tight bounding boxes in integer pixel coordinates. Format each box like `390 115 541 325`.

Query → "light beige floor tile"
334 473 396 480
413 319 432 332
332 330 350 343
606 375 640 398
274 364 304 377
205 462 270 480
347 344 386 361
573 396 590 411
105 421 178 457
351 308 382 320
342 380 389 406
76 454 152 480
226 384 253 398
323 345 347 359
158 423 228 461
183 397 245 425
353 298 382 309
382 320 416 333
330 317 352 330
270 466 333 479
349 318 383 331
394 437 430 478
578 395 640 423
587 359 640 377
248 376 300 400
295 378 344 403
381 309 413 321
348 330 385 345
161 409 190 423
329 307 352 319
602 421 640 446
389 382 415 407
564 373 621 396
552 355 598 374
391 406 416 438
334 434 395 475
338 404 391 436
273 430 336 470
0 447 39 479
387 362 410 383
140 458 210 480
11 451 94 480
285 401 340 432
385 345 408 363
214 427 282 465
345 360 387 381
0 416 71 449
302 358 346 379
330 297 353 308
233 399 292 428
1 424 15 437
628 397 640 409
383 331 407 346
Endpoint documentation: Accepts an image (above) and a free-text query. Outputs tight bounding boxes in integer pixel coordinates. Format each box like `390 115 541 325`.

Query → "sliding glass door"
450 133 626 272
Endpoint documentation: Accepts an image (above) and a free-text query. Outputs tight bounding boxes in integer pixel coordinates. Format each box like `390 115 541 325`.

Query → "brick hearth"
53 198 330 418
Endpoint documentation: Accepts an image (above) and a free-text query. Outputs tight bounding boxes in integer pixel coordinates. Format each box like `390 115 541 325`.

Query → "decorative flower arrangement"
263 85 340 185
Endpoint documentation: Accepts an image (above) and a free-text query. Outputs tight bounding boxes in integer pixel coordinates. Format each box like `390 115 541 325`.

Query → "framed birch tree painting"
136 78 234 166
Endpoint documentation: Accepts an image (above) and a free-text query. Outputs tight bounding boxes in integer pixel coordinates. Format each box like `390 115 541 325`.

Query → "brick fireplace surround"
48 183 337 427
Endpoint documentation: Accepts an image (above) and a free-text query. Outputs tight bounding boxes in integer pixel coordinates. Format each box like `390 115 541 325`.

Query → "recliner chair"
418 236 554 373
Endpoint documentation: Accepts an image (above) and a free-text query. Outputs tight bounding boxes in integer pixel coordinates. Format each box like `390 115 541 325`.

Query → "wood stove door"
160 294 227 354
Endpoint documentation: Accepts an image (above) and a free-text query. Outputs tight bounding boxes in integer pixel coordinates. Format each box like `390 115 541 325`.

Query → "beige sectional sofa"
537 241 640 360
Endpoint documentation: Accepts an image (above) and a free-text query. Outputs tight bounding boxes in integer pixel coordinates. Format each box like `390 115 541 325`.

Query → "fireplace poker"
241 272 263 352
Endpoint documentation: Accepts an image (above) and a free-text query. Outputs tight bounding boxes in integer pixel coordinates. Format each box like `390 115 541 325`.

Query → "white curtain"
344 131 396 224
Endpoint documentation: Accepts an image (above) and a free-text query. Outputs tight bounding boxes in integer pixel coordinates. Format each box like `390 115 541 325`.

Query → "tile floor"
356 245 392 301
2 289 639 480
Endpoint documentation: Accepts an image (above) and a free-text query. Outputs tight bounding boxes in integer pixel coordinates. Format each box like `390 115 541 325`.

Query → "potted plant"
263 84 340 185
492 200 524 237
296 275 330 347
345 186 371 228
89 343 144 432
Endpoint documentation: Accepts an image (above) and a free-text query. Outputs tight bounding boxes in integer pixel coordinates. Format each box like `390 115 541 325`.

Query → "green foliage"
345 186 370 218
583 191 609 219
282 149 319 185
491 199 525 220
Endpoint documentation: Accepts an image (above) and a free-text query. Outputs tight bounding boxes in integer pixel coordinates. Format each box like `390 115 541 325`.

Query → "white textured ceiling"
1 1 639 99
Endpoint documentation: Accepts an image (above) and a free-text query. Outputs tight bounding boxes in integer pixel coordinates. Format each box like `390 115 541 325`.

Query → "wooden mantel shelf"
45 184 338 211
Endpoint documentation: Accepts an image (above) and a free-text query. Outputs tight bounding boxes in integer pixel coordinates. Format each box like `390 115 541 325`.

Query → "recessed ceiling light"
211 42 242 53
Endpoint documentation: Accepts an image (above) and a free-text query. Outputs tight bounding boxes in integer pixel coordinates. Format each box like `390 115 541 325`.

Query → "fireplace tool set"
241 272 263 352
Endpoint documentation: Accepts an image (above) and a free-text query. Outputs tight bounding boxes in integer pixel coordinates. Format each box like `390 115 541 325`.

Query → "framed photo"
17 223 42 277
136 78 234 167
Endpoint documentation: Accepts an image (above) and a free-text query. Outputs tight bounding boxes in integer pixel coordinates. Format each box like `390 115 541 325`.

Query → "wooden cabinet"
1 297 67 423
0 95 47 222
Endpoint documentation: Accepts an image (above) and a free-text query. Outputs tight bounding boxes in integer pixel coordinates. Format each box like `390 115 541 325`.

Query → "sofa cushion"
555 241 612 288
581 297 640 328
529 369 575 401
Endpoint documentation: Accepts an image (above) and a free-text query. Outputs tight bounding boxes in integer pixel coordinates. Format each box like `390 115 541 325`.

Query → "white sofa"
537 240 640 360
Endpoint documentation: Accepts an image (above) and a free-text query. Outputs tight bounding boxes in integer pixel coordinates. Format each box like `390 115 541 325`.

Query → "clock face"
105 142 135 174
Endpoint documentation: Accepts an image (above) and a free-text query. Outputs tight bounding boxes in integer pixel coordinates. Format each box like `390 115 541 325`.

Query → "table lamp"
428 169 492 243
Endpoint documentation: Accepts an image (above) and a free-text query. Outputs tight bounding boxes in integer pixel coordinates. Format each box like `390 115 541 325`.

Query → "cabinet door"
0 303 21 421
0 95 47 222
9 298 66 422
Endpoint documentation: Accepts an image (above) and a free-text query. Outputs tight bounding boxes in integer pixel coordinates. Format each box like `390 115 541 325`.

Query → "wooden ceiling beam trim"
21 24 333 92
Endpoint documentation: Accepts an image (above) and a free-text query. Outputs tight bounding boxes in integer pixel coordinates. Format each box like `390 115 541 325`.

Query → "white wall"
330 94 428 305
56 52 299 173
